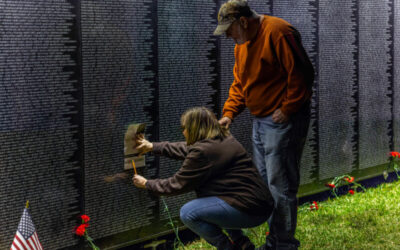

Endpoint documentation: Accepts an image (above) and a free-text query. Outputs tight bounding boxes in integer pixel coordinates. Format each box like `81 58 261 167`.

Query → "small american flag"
10 207 43 250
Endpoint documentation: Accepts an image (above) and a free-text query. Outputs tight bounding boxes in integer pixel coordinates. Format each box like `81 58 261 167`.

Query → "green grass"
184 180 400 249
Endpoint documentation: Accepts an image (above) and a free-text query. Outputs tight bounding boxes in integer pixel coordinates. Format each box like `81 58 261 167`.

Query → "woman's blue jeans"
252 107 310 249
180 196 269 247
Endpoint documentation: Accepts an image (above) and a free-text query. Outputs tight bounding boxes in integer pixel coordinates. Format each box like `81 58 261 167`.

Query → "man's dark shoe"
232 235 255 250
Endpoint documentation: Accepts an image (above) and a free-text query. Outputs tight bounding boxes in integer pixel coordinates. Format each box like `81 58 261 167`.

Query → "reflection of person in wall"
132 107 273 250
214 0 315 249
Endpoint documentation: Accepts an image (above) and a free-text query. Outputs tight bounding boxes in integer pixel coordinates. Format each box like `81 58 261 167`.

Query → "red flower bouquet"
326 175 365 198
74 215 99 250
385 151 400 180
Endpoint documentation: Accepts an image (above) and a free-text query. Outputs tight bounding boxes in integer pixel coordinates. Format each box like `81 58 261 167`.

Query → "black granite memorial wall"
0 0 399 249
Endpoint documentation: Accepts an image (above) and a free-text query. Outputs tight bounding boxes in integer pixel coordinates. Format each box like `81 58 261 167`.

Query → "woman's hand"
135 134 153 155
133 174 147 189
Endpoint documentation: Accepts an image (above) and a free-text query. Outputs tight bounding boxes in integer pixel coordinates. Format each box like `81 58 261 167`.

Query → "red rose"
310 201 319 211
313 201 319 210
265 231 270 236
345 177 354 183
389 151 400 158
81 214 90 223
325 183 335 188
348 190 354 195
75 224 88 236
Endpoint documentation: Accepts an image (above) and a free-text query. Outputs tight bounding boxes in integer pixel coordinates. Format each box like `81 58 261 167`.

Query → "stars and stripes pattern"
10 208 43 250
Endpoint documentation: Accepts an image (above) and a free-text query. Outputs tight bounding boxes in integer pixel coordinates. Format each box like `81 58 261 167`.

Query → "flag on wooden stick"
10 201 43 250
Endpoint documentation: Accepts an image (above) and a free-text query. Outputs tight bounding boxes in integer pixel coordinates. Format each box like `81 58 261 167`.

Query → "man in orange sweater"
214 0 314 249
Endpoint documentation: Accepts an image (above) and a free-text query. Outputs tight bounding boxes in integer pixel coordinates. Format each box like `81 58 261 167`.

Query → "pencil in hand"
131 159 137 175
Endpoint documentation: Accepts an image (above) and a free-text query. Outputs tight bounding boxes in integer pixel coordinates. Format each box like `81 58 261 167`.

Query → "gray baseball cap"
214 0 251 36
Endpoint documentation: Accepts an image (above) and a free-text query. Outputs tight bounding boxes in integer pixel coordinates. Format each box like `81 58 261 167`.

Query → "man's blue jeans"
180 196 269 248
252 106 310 249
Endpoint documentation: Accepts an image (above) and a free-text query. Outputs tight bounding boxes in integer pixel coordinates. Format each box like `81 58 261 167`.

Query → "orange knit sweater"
223 15 314 120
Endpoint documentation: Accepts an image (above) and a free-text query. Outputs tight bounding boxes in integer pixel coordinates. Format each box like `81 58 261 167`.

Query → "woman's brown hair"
181 107 230 145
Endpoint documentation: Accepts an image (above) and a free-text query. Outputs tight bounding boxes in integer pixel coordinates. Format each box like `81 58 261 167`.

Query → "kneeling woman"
133 107 273 250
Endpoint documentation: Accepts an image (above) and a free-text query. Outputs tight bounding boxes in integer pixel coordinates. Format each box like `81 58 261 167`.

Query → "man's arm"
222 61 246 121
274 30 314 117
